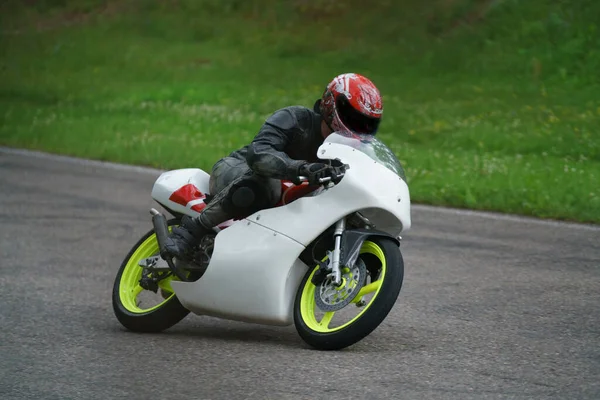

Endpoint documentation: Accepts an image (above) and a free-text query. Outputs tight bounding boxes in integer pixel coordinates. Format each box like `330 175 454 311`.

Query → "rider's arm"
246 109 307 180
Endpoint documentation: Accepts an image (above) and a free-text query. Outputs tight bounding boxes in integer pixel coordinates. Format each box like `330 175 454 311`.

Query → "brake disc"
314 258 367 312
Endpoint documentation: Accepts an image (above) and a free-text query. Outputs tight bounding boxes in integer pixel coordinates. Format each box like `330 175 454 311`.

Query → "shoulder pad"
264 108 298 131
289 106 317 131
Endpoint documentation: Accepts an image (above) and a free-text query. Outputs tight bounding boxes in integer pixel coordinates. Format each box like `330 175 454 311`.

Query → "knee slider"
221 179 271 217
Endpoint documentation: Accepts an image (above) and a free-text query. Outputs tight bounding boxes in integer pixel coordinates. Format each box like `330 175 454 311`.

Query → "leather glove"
295 159 347 185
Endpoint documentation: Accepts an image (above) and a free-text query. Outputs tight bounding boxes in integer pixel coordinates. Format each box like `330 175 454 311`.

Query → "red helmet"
319 73 383 135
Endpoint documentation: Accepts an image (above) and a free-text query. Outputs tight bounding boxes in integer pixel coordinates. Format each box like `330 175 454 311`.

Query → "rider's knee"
221 178 278 217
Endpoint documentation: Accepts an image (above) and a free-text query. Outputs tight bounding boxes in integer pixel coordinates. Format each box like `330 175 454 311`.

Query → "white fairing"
158 137 411 326
248 141 411 245
172 221 308 325
151 168 211 216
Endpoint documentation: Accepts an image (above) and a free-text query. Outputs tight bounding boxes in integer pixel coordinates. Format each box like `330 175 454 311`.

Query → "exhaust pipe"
149 208 191 282
150 208 170 259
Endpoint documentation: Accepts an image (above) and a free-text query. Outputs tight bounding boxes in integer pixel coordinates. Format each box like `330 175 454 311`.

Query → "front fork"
328 218 346 286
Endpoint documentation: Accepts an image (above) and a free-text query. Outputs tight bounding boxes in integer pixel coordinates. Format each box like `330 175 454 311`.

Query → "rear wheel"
293 237 404 350
112 220 190 333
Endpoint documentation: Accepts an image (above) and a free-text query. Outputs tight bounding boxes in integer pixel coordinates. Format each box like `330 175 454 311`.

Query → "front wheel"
112 220 190 333
293 237 404 350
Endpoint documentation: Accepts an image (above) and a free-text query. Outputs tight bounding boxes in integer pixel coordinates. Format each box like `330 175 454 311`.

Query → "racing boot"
163 215 211 262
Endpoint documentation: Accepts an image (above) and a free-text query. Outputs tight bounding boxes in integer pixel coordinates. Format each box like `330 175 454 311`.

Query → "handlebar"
296 162 349 185
296 172 345 184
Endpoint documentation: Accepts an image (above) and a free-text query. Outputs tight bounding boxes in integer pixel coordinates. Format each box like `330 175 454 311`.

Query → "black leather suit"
196 102 325 229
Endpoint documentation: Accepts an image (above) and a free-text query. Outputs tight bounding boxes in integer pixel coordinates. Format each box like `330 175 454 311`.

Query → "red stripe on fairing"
190 203 206 212
169 183 205 206
280 180 294 189
277 182 319 206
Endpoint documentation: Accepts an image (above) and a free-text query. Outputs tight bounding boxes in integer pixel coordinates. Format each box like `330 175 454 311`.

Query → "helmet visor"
335 96 381 134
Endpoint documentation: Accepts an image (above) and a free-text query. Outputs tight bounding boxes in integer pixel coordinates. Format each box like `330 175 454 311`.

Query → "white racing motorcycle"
112 132 411 350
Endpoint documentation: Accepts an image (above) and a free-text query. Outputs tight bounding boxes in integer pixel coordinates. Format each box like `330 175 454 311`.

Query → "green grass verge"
1 0 599 223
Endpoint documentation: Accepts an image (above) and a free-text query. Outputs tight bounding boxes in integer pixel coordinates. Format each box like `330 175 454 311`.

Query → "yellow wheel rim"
118 232 177 313
299 241 386 333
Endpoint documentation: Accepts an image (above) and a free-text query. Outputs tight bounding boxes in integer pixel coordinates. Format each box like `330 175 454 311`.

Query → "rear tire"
293 237 404 350
112 220 190 333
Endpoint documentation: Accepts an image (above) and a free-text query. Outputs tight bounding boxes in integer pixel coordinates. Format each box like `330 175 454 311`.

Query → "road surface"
1 148 599 400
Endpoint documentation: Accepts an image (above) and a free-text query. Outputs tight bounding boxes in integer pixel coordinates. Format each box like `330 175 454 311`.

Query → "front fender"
340 228 400 268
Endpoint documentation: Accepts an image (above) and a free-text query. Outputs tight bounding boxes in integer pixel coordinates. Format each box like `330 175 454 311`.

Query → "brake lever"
322 163 349 184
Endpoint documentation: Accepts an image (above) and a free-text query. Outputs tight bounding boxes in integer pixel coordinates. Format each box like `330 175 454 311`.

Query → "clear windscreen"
324 132 406 180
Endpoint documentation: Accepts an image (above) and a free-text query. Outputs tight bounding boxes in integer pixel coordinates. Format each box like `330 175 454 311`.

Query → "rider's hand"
296 160 347 185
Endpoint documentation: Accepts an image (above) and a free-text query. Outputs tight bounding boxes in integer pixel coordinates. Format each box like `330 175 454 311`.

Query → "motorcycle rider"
163 72 384 262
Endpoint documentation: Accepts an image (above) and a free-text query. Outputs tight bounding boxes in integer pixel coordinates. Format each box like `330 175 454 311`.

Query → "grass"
1 0 599 223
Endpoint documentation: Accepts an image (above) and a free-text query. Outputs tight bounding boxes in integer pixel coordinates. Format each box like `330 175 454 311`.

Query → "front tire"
112 220 190 333
293 237 404 350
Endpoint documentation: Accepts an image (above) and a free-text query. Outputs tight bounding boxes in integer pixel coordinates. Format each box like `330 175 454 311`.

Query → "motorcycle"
112 131 411 350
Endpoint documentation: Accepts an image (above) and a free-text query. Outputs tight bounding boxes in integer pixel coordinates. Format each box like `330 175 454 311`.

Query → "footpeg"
138 255 170 272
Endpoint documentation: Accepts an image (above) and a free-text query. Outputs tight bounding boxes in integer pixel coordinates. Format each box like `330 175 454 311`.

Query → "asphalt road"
1 148 599 400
